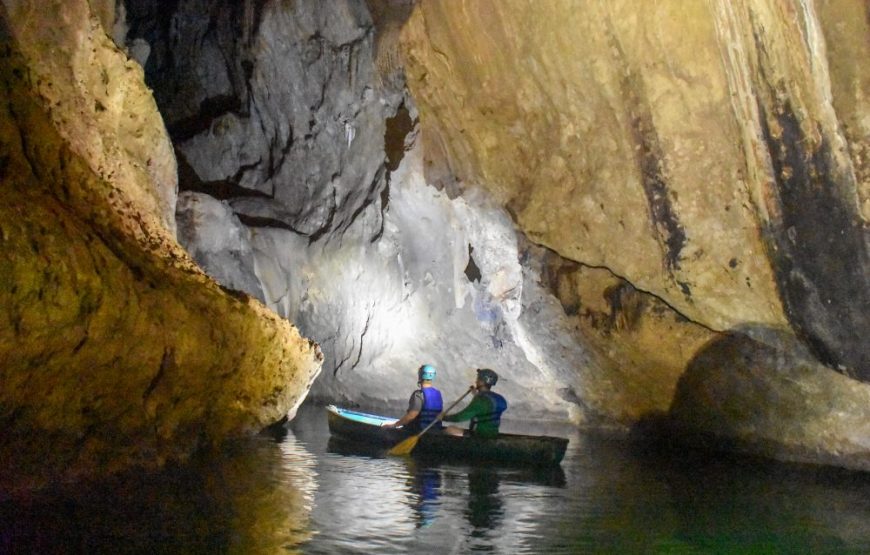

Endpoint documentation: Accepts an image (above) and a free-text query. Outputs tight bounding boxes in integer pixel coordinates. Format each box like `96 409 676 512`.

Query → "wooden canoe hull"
326 406 568 466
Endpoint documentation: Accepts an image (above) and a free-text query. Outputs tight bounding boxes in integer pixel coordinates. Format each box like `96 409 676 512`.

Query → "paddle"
388 385 475 456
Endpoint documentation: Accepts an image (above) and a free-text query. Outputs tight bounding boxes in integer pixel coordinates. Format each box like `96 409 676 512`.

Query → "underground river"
4 402 870 553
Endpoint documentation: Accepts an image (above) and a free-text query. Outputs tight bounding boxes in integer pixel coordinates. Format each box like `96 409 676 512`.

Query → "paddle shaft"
387 385 476 456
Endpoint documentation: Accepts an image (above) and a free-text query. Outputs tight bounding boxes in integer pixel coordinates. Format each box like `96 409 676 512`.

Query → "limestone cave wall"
123 0 707 424
401 0 869 381
0 0 322 492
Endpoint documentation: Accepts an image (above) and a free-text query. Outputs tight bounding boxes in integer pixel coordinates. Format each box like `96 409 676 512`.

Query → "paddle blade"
388 434 420 456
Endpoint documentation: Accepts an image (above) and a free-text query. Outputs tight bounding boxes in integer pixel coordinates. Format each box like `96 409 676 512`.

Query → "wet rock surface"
0 0 322 493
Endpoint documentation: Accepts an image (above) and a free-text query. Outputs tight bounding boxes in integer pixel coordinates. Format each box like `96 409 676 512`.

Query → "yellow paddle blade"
388 434 420 456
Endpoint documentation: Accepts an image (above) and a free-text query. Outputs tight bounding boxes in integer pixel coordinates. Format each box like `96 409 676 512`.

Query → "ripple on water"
3 404 870 554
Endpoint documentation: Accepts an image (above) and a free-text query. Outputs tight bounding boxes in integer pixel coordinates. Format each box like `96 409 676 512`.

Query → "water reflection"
325 437 443 534
466 467 503 533
405 460 442 528
538 435 870 554
645 451 870 553
322 434 567 552
4 405 870 554
0 434 317 554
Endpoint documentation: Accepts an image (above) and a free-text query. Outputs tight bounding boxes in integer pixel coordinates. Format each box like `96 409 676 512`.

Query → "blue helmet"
418 364 436 381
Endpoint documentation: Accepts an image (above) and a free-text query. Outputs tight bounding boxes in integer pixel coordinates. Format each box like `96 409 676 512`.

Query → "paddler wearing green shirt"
443 368 507 439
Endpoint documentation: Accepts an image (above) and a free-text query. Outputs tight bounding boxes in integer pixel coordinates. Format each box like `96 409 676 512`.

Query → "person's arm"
391 408 420 428
382 391 422 428
443 395 487 423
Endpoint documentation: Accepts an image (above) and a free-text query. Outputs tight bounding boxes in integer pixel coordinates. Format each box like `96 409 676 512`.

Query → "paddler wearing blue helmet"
382 364 444 432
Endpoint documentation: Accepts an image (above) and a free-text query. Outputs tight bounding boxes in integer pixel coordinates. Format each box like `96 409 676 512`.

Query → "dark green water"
3 402 870 554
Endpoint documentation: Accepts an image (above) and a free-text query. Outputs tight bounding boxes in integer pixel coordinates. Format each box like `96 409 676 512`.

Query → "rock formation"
0 0 322 492
123 0 700 425
669 328 870 471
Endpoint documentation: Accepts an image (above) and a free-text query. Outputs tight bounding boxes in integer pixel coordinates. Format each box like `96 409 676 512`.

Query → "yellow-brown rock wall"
0 1 322 492
401 0 869 381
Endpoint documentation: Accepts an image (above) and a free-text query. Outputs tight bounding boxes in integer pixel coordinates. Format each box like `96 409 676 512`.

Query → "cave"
1 0 869 551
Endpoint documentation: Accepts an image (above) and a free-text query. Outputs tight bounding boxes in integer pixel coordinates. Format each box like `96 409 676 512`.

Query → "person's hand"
381 422 397 428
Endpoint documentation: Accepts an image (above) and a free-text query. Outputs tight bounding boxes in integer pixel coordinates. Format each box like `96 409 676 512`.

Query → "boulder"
668 329 870 471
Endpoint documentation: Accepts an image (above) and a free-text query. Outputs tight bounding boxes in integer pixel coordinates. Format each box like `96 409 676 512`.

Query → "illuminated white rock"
242 139 633 424
176 191 265 303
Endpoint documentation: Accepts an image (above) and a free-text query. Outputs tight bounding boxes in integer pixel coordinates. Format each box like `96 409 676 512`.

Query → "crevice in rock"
247 0 270 45
143 347 172 401
231 155 263 185
370 174 389 243
0 152 9 180
8 102 37 179
71 334 88 355
339 166 388 242
235 213 305 234
176 150 270 201
332 328 353 378
274 124 294 181
247 99 294 185
528 237 718 334
308 188 339 244
167 95 241 143
384 101 414 172
350 310 373 372
464 244 481 283
375 97 416 244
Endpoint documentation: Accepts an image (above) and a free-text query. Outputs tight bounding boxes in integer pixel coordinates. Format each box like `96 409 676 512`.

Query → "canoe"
326 405 569 466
